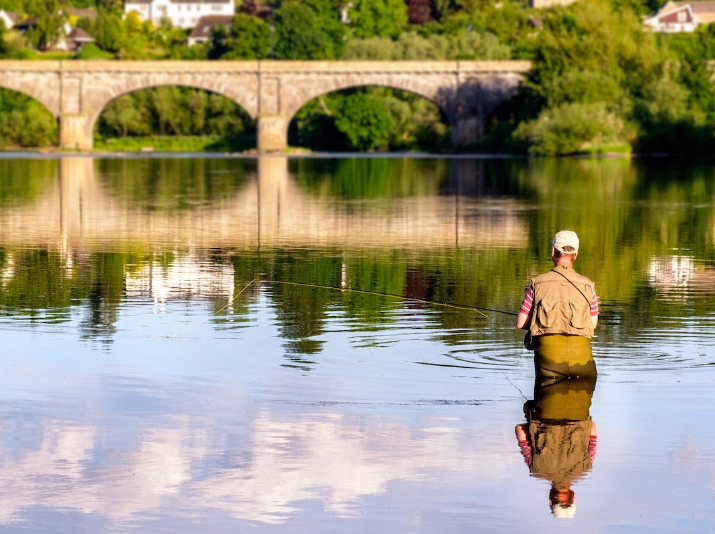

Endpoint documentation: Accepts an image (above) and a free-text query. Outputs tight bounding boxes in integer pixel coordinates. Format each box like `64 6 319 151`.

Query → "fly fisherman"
516 230 599 380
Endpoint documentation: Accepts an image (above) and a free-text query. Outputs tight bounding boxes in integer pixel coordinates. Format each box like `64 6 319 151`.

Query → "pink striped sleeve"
590 292 599 316
519 287 534 314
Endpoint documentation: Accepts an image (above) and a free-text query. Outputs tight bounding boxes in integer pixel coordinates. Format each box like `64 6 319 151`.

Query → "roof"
673 2 715 24
67 27 95 41
68 7 98 19
13 16 36 28
187 14 234 39
0 10 23 24
659 1 715 22
671 0 715 12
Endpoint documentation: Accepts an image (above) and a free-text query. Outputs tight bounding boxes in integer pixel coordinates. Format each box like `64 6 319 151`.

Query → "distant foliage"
0 19 7 56
75 42 112 59
26 0 70 49
3 0 715 153
348 0 408 39
492 0 715 155
96 88 253 139
513 103 628 155
289 88 449 152
344 30 511 60
0 89 57 147
335 93 393 150
224 13 271 59
271 0 346 59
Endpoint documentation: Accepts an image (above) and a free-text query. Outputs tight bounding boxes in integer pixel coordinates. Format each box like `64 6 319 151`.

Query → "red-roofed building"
644 1 715 32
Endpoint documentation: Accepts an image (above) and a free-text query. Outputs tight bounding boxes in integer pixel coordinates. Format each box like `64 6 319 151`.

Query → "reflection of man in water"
516 230 599 379
515 377 598 518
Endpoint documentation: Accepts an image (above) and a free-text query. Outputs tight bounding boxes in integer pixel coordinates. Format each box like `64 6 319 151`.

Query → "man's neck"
553 261 573 269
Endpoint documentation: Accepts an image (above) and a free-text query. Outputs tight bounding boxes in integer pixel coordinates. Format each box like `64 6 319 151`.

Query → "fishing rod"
253 278 519 318
166 275 519 340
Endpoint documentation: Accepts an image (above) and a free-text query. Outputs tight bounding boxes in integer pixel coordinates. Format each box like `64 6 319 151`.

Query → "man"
516 230 599 379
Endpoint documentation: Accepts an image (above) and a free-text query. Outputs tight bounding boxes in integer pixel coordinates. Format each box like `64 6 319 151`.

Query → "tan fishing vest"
527 420 593 487
528 266 595 339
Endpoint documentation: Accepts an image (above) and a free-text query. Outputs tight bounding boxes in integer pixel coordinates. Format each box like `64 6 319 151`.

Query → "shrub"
76 43 113 60
513 102 628 155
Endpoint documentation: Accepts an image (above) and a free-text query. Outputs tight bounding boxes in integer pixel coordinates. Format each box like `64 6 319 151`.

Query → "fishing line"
160 277 259 339
160 276 529 401
257 278 518 318
257 278 528 400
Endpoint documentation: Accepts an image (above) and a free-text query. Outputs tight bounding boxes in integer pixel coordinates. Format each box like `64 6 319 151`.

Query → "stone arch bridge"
0 60 531 152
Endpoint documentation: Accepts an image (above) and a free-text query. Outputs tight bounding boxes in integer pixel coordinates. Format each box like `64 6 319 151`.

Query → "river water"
0 155 713 532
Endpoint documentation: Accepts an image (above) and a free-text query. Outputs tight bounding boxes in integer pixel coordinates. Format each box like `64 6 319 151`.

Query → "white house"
644 1 715 32
125 0 234 29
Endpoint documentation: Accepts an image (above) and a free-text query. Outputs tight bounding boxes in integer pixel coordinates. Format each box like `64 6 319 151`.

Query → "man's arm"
516 286 533 329
590 291 599 331
517 311 530 330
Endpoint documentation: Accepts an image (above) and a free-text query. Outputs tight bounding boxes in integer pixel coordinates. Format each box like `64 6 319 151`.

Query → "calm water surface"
0 155 713 533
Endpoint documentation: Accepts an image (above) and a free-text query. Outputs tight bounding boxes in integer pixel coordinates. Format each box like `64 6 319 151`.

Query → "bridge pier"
59 113 93 151
257 115 288 153
451 115 485 147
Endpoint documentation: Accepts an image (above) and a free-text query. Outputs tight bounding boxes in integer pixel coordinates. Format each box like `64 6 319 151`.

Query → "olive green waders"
532 334 597 379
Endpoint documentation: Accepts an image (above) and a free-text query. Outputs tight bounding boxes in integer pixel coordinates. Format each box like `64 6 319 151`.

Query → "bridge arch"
281 75 453 122
91 84 255 149
0 72 60 117
287 85 450 151
85 80 258 149
0 87 58 148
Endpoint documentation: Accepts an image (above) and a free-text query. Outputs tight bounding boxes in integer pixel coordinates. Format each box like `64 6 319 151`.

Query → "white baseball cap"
552 230 579 254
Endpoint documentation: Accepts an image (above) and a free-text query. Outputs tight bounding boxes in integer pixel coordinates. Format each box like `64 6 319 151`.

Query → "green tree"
271 0 345 59
222 13 270 59
0 0 22 10
208 23 230 59
513 102 628 155
526 0 669 105
25 0 69 49
152 86 185 135
0 19 7 56
99 94 151 137
94 8 125 53
348 0 408 38
124 10 144 34
335 93 392 150
97 0 123 14
0 89 57 147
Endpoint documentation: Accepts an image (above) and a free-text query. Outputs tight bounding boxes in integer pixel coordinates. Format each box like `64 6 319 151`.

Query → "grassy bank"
94 135 256 153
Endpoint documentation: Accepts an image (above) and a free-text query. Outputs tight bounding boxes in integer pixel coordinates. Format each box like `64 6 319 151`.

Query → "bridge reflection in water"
0 157 528 252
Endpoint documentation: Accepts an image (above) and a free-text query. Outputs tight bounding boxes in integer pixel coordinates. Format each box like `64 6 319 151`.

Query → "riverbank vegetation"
94 87 255 151
1 0 715 154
